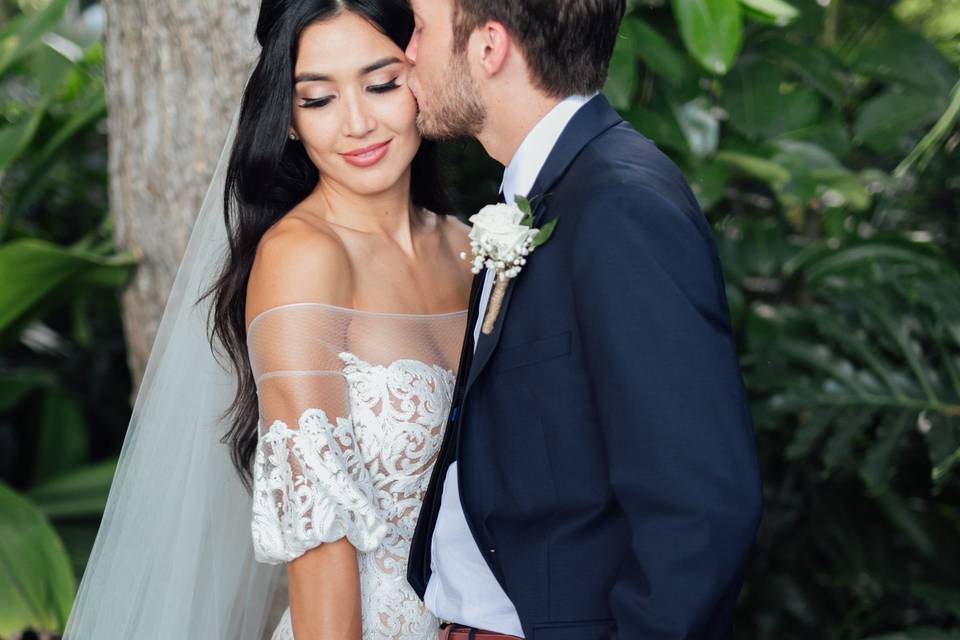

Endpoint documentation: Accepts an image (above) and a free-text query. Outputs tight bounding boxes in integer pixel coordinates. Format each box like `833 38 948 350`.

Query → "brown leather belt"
438 623 523 640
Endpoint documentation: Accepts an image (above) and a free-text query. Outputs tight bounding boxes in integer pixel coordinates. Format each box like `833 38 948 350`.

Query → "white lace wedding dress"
246 302 467 640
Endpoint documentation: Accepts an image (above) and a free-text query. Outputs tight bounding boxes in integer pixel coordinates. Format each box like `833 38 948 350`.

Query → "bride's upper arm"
245 218 354 329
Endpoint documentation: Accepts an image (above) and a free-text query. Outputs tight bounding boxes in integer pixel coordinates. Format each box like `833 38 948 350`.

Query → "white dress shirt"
423 94 596 637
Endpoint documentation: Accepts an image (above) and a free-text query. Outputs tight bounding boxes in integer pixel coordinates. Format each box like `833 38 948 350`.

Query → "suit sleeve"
571 185 763 638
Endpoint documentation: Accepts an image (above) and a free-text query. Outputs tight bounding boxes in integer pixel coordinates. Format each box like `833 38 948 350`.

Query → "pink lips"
340 139 392 167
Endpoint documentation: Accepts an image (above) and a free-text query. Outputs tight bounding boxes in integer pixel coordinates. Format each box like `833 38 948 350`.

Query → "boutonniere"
460 195 558 335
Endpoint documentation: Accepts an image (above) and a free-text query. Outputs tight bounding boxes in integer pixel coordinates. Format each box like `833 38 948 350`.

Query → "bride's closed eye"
300 96 334 108
368 76 401 93
298 77 402 109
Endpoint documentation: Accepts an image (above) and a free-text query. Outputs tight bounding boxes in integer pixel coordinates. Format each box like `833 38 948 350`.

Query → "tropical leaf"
896 79 960 176
739 0 799 25
604 17 642 109
689 160 731 211
715 150 790 189
633 20 688 83
2 87 108 237
33 389 89 484
0 0 70 77
0 482 76 637
671 0 743 74
855 87 946 154
722 59 822 140
0 101 49 173
0 239 135 337
0 370 53 411
845 22 959 96
28 458 118 520
761 39 849 106
750 241 960 494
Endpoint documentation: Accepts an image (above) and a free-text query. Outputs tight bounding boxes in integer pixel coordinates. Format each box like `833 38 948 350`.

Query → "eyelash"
369 77 401 93
300 77 401 109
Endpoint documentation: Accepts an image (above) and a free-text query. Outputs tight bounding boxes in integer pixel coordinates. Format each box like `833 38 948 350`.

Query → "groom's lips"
340 139 392 168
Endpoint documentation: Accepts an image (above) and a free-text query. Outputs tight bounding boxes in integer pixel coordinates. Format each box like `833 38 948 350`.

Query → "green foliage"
0 0 70 79
671 0 743 74
0 2 129 636
619 0 960 636
0 480 76 637
725 230 960 637
0 239 135 337
27 458 117 520
0 0 957 638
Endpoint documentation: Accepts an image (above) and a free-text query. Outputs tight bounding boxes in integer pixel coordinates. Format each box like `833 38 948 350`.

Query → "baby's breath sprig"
461 195 558 335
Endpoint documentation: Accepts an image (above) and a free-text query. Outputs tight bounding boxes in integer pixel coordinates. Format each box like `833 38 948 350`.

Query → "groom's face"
406 0 485 139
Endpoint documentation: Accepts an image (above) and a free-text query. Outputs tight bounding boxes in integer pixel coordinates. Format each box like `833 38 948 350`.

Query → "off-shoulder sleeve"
246 305 388 564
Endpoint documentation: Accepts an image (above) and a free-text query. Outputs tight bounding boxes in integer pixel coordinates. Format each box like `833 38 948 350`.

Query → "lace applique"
251 407 389 564
252 352 457 640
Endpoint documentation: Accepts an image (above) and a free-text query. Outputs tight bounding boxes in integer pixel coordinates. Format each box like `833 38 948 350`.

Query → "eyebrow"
294 57 402 84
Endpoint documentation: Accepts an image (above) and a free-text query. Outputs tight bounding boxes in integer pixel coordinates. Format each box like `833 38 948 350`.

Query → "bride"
64 0 472 638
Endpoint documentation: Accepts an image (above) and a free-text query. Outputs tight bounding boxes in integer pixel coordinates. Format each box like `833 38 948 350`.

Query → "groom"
405 1 763 638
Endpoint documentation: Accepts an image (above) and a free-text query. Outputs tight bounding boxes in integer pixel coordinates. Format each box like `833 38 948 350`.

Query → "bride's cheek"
394 89 419 128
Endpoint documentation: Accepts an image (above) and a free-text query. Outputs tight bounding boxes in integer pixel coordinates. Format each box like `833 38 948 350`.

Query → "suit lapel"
463 95 624 395
458 268 487 387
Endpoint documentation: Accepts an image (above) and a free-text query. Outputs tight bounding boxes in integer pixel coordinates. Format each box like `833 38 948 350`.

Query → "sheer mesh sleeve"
247 305 388 564
245 301 467 638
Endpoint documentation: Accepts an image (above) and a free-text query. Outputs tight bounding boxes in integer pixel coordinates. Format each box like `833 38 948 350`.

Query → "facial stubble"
415 49 486 140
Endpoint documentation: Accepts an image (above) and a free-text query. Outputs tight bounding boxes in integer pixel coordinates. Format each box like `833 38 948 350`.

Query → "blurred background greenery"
0 0 958 638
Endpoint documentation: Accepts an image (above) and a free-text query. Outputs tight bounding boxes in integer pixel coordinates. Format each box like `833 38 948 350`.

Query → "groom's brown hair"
451 0 626 97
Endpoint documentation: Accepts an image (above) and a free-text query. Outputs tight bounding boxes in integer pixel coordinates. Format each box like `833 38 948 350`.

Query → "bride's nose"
340 93 376 138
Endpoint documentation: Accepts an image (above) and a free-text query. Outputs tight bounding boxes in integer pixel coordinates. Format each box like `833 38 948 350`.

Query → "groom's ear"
475 21 511 78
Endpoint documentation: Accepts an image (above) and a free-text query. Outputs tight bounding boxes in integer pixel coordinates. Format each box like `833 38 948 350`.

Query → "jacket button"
489 548 496 553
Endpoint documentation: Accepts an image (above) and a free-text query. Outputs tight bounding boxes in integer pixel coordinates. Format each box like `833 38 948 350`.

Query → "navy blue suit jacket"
408 95 763 640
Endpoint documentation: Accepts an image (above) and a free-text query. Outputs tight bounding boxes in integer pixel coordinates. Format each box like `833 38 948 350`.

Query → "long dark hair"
206 0 451 491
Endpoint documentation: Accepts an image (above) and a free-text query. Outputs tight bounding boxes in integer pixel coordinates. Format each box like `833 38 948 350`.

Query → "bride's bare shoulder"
439 213 470 240
245 213 353 327
436 212 472 266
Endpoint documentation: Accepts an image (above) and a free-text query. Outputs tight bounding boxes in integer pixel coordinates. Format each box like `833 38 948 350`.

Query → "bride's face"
291 12 421 197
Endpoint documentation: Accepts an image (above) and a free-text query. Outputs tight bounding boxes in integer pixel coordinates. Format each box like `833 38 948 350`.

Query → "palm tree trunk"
102 0 259 392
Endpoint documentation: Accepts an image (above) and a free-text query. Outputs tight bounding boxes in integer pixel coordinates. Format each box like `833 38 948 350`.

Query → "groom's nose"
405 29 419 64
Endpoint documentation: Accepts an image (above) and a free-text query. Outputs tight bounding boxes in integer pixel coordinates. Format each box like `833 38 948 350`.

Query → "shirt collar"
500 93 597 205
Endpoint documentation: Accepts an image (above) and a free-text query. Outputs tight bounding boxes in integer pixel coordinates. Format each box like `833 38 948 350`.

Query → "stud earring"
289 131 299 141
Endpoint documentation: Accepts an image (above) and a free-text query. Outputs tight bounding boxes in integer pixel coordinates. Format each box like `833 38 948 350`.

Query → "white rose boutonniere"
460 195 558 335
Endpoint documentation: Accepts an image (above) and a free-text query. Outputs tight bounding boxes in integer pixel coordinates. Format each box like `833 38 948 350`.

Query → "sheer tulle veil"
63 106 288 638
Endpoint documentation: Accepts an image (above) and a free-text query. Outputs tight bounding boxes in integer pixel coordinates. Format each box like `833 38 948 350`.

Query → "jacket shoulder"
554 122 701 225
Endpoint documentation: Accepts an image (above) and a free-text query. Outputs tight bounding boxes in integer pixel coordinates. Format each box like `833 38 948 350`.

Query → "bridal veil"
63 107 289 638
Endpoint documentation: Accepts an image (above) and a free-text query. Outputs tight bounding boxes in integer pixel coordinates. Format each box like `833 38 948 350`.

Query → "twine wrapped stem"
481 278 509 335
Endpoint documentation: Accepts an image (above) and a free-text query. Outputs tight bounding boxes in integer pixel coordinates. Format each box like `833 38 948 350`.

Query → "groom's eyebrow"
294 57 401 84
